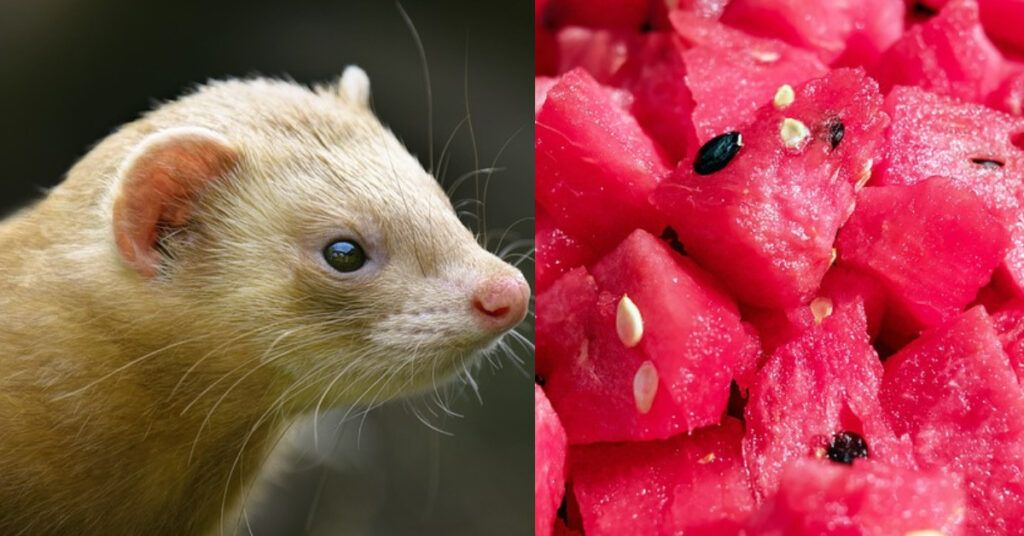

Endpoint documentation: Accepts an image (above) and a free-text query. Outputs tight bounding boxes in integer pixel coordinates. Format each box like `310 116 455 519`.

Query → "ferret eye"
323 240 367 273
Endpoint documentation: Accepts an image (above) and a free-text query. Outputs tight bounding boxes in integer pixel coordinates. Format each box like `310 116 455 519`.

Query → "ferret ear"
112 126 239 278
338 65 371 107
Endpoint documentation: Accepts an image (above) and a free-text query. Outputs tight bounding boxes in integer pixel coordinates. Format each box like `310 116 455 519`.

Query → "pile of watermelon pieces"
535 0 1024 534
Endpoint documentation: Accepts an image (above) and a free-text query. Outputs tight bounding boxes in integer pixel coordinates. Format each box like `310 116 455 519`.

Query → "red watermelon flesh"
745 459 966 535
570 418 754 536
672 0 731 20
875 0 1004 103
537 229 755 444
535 208 596 294
743 300 915 501
744 265 888 359
652 68 887 308
988 69 1024 116
670 11 829 144
880 306 1024 534
536 384 568 536
553 27 648 87
626 32 699 163
536 76 556 114
836 177 1009 338
874 85 1024 295
989 303 1024 384
536 68 670 252
535 266 598 392
542 0 655 30
719 0 852 62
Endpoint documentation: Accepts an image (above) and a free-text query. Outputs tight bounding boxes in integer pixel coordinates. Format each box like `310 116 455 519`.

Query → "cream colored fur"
0 68 524 535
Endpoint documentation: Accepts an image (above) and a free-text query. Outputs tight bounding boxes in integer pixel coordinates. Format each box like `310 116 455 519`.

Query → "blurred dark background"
0 1 533 534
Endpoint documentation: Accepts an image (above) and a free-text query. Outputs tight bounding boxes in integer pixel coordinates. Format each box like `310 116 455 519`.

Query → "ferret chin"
0 66 529 536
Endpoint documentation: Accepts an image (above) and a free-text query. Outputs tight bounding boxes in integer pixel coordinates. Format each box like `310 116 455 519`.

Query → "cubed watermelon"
536 68 670 252
535 208 596 294
989 302 1024 384
720 0 904 65
836 177 1009 338
652 68 887 308
987 69 1024 116
744 300 914 500
570 418 754 535
880 306 1024 534
536 229 755 444
874 85 1024 296
745 459 966 535
670 11 829 144
626 33 699 163
874 0 1004 103
536 384 568 536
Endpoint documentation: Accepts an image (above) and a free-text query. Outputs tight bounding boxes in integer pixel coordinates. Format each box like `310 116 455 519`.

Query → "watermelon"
670 11 829 144
652 68 887 308
535 68 670 252
989 302 1024 384
534 1 1024 533
745 459 966 535
874 0 1004 103
836 177 1009 338
743 300 914 500
720 0 904 65
570 418 754 535
536 384 568 536
536 229 755 444
535 208 596 294
880 306 1024 534
874 85 1024 295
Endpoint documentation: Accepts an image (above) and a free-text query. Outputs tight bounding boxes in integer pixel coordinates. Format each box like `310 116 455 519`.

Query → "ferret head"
103 67 529 407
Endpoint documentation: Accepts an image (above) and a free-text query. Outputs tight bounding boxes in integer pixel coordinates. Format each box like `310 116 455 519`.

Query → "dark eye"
323 240 367 273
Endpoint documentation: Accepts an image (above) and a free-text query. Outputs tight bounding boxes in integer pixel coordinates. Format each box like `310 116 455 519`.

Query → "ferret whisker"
435 116 468 185
51 334 212 402
396 2 434 174
444 167 503 199
462 41 481 247
479 125 526 248
492 227 534 259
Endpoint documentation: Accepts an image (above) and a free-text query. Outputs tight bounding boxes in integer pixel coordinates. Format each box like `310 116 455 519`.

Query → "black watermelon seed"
694 131 742 175
826 431 869 465
971 157 1005 168
829 119 845 150
912 2 938 16
660 226 687 256
535 374 546 386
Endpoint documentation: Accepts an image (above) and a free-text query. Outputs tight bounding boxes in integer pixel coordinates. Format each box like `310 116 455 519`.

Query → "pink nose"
471 274 531 332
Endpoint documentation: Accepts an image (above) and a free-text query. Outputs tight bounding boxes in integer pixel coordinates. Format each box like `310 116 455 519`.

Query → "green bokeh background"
0 1 533 534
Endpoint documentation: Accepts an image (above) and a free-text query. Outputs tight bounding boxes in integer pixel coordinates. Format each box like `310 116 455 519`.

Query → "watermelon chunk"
670 11 829 144
536 68 670 252
745 459 966 535
626 33 698 163
570 418 754 535
874 85 1024 295
652 68 888 308
536 229 755 444
535 208 596 294
744 300 914 500
989 302 1024 384
987 69 1024 116
874 0 1004 103
536 384 568 536
836 177 1009 338
880 306 1024 534
720 0 904 65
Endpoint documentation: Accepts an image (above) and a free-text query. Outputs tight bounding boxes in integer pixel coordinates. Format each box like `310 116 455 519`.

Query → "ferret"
0 66 530 535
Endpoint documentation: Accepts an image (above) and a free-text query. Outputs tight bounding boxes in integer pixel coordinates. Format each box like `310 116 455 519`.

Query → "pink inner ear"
113 132 239 278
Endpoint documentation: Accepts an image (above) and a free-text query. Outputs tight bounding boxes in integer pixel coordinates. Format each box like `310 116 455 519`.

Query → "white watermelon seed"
633 360 658 414
780 118 810 149
751 49 780 63
810 297 834 324
698 452 716 464
616 294 644 347
773 84 795 109
856 159 873 191
829 248 838 266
